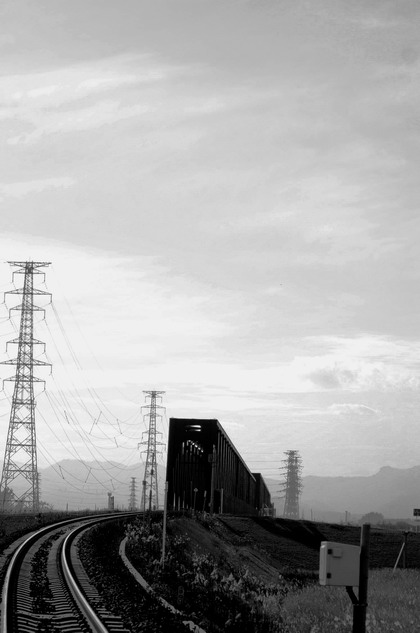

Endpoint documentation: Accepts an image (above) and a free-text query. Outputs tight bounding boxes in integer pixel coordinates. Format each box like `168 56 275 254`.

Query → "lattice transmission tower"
128 476 137 511
0 261 51 513
139 390 165 512
279 450 303 519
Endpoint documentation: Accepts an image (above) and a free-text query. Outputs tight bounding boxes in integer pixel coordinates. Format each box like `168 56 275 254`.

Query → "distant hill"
37 459 167 511
5 459 420 519
268 466 420 521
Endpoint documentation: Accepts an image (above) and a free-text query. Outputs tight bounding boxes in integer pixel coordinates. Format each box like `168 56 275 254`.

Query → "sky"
1 0 420 484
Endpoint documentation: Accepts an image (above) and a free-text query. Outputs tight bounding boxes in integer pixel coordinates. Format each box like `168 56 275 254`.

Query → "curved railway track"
0 513 138 633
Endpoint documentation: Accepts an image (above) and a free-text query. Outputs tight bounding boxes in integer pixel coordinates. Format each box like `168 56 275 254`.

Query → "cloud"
201 170 403 269
329 403 378 416
7 101 152 144
0 177 75 199
303 335 420 368
1 53 261 146
0 234 242 389
0 54 176 144
306 360 420 392
308 365 357 390
0 54 167 111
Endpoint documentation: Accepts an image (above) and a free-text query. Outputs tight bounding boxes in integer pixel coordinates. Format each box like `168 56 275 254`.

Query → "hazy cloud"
306 361 420 392
0 55 168 110
329 403 378 416
0 177 75 198
7 101 152 144
1 55 176 144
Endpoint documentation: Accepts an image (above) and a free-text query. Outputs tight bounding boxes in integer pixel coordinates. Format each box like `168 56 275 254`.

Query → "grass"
281 569 420 632
125 514 289 632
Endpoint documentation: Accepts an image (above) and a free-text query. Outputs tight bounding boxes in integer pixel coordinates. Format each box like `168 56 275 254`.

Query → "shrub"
125 516 290 633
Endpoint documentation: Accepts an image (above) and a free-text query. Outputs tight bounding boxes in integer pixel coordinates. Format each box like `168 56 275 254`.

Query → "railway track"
0 513 138 633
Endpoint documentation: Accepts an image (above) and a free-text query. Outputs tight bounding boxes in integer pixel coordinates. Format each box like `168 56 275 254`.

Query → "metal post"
161 482 168 567
353 523 370 633
393 542 405 573
403 531 408 568
142 480 146 521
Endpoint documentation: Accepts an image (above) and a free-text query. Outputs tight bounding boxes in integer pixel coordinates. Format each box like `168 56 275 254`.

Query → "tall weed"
281 569 420 633
125 516 290 632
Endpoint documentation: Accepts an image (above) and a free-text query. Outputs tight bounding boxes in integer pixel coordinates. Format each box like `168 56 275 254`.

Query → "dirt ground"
168 514 320 583
167 513 420 581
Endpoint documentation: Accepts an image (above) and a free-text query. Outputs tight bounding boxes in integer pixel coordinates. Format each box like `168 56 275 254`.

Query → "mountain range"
5 460 420 521
267 465 420 522
36 459 167 512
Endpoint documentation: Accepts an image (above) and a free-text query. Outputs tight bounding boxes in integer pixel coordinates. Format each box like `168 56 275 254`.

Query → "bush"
125 516 292 633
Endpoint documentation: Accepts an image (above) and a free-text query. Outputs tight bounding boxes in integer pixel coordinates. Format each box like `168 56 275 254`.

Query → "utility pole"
139 390 165 512
0 261 51 513
279 450 303 519
128 476 137 511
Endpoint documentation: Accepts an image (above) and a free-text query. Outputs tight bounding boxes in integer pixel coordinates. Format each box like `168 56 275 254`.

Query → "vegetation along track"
0 512 138 633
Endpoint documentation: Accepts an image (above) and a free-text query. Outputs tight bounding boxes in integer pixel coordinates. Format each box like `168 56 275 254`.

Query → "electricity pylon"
139 390 165 512
0 261 51 513
279 450 303 519
128 476 137 511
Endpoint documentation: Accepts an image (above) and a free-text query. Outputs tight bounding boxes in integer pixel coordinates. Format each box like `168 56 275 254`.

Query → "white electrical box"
319 541 360 586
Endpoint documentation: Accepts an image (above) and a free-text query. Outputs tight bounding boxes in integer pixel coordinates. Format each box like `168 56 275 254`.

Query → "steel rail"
0 512 138 633
0 521 58 633
60 516 131 633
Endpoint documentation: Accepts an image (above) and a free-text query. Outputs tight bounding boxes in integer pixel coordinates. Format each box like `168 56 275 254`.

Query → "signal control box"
319 541 360 586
